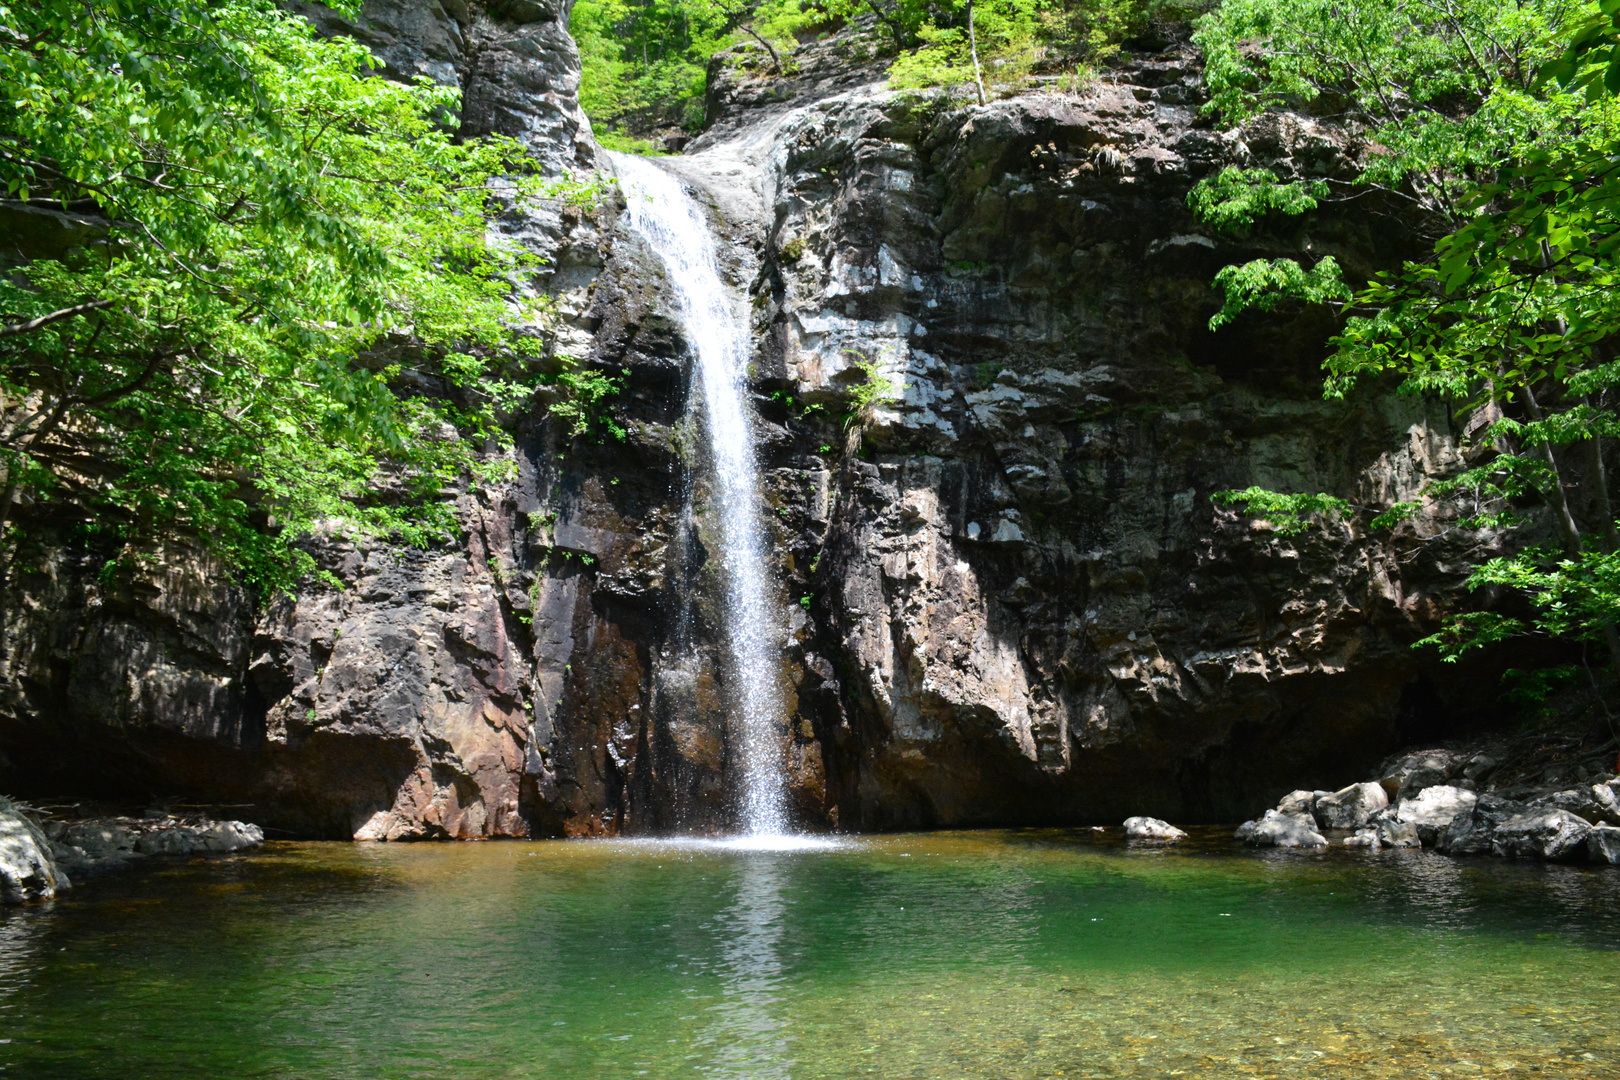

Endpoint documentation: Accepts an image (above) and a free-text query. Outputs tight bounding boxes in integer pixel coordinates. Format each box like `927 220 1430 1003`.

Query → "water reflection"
697 854 791 1079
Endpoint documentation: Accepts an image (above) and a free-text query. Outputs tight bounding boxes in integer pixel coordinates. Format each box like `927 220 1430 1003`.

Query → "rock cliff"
0 7 1509 836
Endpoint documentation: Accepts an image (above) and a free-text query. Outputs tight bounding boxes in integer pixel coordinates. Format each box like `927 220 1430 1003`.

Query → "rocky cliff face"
0 8 1506 836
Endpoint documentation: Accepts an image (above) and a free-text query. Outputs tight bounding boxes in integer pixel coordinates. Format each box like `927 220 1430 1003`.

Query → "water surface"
2 830 1617 1078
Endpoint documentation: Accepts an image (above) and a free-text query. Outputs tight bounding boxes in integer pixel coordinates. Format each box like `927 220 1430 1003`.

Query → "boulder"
57 821 135 858
1377 819 1422 848
1342 828 1380 849
1314 782 1390 830
1492 810 1592 861
1276 790 1327 818
1436 794 1527 855
1588 823 1620 865
1378 751 1458 802
135 820 263 856
197 821 264 852
1586 780 1620 825
1235 810 1327 849
1531 787 1610 825
1123 816 1187 842
0 799 69 903
1394 785 1477 846
135 827 205 855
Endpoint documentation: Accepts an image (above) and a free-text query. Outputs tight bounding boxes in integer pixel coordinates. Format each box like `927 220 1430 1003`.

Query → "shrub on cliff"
0 0 591 594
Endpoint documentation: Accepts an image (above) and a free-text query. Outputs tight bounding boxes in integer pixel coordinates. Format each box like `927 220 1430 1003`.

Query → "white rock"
1235 810 1327 849
1276 789 1327 818
1394 785 1477 846
1493 810 1592 861
0 799 68 903
1123 816 1187 842
1314 782 1390 830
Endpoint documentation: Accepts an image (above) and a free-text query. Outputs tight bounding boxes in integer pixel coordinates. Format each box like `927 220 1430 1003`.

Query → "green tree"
0 0 594 594
1197 0 1620 669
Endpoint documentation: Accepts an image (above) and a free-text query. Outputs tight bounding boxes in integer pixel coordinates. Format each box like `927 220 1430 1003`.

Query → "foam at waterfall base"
596 833 852 853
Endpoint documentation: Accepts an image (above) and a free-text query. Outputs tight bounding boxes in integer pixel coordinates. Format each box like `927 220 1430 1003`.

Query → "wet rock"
1314 783 1390 830
1123 816 1187 842
1235 810 1327 849
1588 823 1620 865
1392 785 1477 847
1342 828 1380 849
0 799 68 903
1492 810 1592 861
1377 819 1421 848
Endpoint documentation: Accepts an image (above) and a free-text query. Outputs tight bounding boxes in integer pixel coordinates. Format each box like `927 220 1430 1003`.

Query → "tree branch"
0 300 114 338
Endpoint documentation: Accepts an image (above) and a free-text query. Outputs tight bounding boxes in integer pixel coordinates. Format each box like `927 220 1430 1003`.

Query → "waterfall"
609 151 788 837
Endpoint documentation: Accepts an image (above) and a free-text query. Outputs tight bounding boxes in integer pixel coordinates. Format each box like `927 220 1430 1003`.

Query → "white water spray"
610 152 788 837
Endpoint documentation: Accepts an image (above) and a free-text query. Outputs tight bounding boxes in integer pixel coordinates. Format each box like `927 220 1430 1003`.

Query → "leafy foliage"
0 0 597 594
1203 0 1620 671
571 0 816 134
1213 488 1351 535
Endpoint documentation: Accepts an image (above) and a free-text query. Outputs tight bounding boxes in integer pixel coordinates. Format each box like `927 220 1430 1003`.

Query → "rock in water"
1435 794 1525 856
1492 810 1593 861
0 799 69 903
1376 819 1421 848
1276 790 1328 819
1123 817 1187 842
1235 810 1327 849
1393 785 1477 846
135 820 263 856
1589 823 1620 865
1314 783 1390 830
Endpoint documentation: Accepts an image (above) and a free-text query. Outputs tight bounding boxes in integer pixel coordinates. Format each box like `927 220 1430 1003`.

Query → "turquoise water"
1 830 1617 1078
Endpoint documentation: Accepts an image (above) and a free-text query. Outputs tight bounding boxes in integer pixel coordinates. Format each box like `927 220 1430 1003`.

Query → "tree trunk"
967 0 987 106
1520 384 1583 555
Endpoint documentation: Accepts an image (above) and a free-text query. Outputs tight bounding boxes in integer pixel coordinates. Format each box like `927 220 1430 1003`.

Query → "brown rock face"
0 15 1511 835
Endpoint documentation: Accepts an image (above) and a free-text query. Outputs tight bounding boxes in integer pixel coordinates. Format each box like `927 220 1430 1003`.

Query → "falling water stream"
610 152 787 837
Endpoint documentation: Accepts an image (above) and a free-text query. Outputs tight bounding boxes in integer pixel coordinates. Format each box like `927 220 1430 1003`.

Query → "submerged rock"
1492 810 1592 861
1314 783 1390 830
1123 816 1187 842
0 799 68 903
1235 810 1326 849
1376 819 1421 848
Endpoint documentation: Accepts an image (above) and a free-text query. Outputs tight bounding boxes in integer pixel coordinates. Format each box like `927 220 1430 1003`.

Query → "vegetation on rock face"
1197 0 1620 668
571 0 1202 135
0 0 599 594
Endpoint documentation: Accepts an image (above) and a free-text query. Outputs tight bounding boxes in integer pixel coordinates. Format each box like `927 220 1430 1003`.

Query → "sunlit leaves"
0 0 605 594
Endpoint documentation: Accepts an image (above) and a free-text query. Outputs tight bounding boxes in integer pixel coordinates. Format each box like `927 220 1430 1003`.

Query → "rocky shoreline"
1230 744 1620 864
0 798 263 903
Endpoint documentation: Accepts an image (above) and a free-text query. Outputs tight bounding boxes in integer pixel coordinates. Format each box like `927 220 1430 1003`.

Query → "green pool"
2 830 1616 1078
